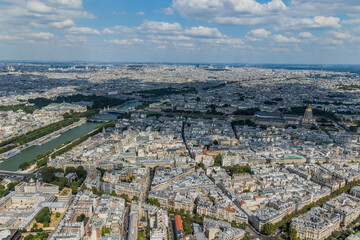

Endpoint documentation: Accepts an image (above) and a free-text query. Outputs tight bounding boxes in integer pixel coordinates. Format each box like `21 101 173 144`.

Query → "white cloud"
65 34 87 43
327 31 360 42
172 0 287 18
0 0 95 46
329 31 352 40
343 18 360 25
172 0 287 26
156 35 191 41
137 11 145 16
278 16 341 30
46 0 83 9
321 38 343 45
289 0 360 16
0 35 20 40
139 21 183 34
298 32 313 39
246 28 271 40
108 38 144 46
201 38 245 48
161 7 174 15
102 28 115 34
51 19 75 28
31 32 55 39
172 42 194 48
184 26 223 38
170 0 346 32
103 21 247 50
67 26 100 35
26 1 53 13
273 34 301 43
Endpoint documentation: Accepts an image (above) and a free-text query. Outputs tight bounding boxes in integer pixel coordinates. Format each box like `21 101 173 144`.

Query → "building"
202 218 245 240
175 215 186 240
350 186 360 198
302 105 315 124
43 102 87 113
249 207 284 232
15 179 59 194
128 203 139 240
323 193 360 226
291 207 341 240
58 189 72 203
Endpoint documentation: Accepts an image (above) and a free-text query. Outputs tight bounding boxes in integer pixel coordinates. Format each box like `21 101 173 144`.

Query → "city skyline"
0 0 360 64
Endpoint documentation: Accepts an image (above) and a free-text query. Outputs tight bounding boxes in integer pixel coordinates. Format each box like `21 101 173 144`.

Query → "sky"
0 0 359 64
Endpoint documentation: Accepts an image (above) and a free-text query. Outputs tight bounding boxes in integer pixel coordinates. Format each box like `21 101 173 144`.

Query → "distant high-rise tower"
7 66 15 72
302 105 315 124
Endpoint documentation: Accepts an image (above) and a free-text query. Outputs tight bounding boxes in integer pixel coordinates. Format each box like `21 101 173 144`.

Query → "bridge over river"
0 167 42 181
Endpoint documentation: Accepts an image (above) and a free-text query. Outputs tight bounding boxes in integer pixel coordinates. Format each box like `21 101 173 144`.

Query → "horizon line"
0 60 360 66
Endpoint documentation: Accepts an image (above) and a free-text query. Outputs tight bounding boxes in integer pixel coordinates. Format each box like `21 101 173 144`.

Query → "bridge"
0 168 42 180
99 101 143 115
88 101 146 122
87 118 108 123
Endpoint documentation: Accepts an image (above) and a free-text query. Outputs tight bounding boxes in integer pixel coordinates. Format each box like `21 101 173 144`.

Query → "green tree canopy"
263 222 275 235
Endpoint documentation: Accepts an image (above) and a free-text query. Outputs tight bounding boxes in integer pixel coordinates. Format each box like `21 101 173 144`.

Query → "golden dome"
305 104 312 112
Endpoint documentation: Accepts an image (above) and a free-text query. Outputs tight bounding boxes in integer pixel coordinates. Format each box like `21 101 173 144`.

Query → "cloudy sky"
0 0 360 64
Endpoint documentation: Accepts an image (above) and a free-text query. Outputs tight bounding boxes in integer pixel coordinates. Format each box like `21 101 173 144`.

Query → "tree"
43 215 50 223
272 237 282 240
231 220 248 230
65 167 76 175
242 236 251 240
55 177 68 189
132 196 139 201
97 168 106 177
24 235 34 240
76 214 85 222
35 207 51 224
194 213 203 224
288 228 299 240
19 161 30 170
70 182 78 194
7 182 18 191
76 166 87 179
138 231 145 240
213 154 222 166
56 212 61 218
146 225 150 239
120 193 130 202
198 163 205 169
101 226 111 236
110 191 118 197
263 222 275 235
42 172 55 183
147 198 161 207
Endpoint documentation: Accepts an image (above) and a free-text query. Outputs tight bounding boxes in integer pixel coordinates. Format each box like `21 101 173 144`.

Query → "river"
0 101 143 171
0 122 100 171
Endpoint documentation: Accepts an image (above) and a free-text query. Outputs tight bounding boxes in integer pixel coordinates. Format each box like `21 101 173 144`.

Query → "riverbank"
17 120 116 173
0 119 87 160
0 101 141 171
0 109 99 157
0 122 101 171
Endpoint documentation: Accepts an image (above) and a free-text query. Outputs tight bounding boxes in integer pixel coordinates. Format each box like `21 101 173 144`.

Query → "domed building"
302 105 315 124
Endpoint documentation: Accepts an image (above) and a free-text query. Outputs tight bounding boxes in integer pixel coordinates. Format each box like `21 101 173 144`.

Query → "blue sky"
0 0 359 64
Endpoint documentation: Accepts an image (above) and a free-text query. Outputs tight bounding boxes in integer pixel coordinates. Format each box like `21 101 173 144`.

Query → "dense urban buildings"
0 63 360 240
